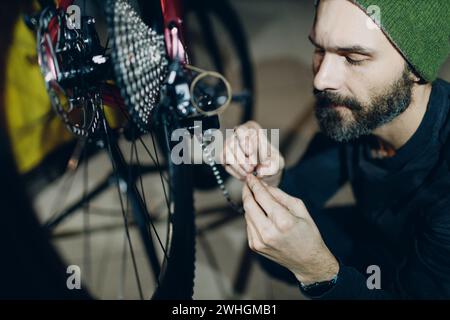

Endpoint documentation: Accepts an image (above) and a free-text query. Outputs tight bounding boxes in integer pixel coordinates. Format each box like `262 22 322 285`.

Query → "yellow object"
5 18 73 174
5 17 125 174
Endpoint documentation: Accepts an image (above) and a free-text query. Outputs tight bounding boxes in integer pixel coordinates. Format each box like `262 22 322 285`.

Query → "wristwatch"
298 274 338 298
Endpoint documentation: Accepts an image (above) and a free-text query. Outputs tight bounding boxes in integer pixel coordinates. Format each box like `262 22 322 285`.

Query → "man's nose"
313 54 344 92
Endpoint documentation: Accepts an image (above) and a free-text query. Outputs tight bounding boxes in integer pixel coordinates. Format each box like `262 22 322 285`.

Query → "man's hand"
242 174 339 285
221 121 285 187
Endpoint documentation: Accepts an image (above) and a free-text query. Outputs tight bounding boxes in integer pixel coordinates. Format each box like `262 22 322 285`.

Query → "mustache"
313 89 363 111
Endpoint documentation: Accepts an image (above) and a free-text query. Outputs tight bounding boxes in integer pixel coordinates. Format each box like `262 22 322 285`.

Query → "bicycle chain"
198 130 244 214
108 0 242 213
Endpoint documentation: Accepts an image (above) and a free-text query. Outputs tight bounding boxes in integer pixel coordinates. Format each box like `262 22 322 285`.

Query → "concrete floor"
33 0 450 300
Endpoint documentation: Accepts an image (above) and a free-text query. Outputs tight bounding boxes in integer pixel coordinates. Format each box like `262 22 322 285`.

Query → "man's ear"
405 63 427 84
411 73 422 83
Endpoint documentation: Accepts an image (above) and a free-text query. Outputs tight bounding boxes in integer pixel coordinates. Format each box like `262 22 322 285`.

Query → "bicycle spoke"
148 129 175 269
95 233 114 297
149 131 171 214
111 89 174 267
118 223 128 299
85 206 132 218
133 134 169 261
46 139 86 224
101 114 144 300
114 103 171 186
115 130 135 299
83 142 92 285
136 135 170 184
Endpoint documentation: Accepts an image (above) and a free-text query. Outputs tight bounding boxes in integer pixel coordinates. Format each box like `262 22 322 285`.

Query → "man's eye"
345 56 364 66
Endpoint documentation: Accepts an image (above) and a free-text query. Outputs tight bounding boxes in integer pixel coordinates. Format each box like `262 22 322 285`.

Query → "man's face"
311 0 415 142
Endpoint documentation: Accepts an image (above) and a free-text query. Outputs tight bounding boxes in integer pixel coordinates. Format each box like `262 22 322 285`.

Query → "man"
222 0 450 299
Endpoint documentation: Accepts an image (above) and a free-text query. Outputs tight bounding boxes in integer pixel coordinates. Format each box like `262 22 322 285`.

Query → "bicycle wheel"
32 0 196 299
184 0 255 190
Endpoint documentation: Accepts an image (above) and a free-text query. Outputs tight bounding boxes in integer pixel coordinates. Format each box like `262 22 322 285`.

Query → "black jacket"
277 79 450 299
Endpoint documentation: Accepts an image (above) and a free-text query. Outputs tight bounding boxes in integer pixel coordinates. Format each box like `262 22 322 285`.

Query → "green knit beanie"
352 0 450 82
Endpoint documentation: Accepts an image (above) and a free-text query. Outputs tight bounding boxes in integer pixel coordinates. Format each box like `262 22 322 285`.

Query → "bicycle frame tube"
56 0 74 11
47 0 73 47
160 0 187 63
55 0 188 63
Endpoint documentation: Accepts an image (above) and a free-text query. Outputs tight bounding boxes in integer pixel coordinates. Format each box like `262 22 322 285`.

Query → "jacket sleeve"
314 196 450 300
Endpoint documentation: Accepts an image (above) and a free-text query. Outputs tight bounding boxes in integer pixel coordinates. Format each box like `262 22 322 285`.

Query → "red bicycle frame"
55 0 187 61
161 0 188 63
49 0 189 108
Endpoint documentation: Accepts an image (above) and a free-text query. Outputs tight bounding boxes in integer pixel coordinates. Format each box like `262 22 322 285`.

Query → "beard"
314 66 414 142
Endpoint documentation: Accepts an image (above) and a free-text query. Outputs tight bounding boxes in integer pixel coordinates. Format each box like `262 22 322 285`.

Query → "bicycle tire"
151 113 196 299
106 0 197 299
32 0 197 299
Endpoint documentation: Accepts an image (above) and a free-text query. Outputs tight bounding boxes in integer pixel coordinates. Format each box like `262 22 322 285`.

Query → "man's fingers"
242 184 272 231
235 125 258 166
224 121 283 179
246 223 254 249
263 183 308 219
224 164 244 181
230 134 255 173
222 121 284 181
257 129 280 163
243 184 274 252
239 120 262 133
263 184 291 205
222 132 256 179
256 156 280 177
246 174 289 220
224 138 247 178
242 182 251 200
245 212 262 245
255 131 283 178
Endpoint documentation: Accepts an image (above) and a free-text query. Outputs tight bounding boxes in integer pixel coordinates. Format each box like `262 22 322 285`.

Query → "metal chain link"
198 130 244 214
